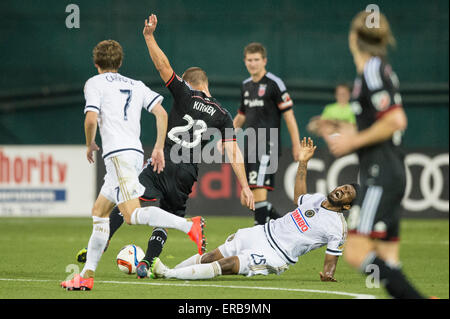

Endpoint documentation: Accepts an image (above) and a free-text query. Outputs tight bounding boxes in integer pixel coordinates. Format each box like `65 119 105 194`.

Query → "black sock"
268 203 282 220
109 206 124 240
254 201 270 225
364 255 424 299
143 228 168 264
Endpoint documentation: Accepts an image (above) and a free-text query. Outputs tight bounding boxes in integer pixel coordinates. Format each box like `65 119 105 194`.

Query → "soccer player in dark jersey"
233 43 301 225
77 14 255 279
326 11 426 299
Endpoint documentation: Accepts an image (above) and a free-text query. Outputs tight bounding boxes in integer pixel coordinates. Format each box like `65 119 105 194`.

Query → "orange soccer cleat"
187 216 206 255
60 274 94 291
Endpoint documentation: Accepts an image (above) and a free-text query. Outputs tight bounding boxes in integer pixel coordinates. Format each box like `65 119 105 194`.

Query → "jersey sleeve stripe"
278 100 293 110
222 138 237 142
364 57 383 91
326 248 342 256
84 105 100 113
238 109 245 115
146 94 162 112
165 72 176 87
266 72 287 92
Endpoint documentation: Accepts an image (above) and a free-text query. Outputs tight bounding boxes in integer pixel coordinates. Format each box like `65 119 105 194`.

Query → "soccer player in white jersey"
61 40 206 291
151 137 359 282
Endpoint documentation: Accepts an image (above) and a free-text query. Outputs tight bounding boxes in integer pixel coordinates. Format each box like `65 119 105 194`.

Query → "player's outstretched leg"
151 257 222 280
130 206 206 255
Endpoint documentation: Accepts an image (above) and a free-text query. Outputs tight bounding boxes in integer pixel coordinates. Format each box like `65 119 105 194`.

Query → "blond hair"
351 11 396 57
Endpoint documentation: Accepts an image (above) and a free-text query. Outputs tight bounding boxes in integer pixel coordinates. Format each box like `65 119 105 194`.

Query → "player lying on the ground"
151 137 359 282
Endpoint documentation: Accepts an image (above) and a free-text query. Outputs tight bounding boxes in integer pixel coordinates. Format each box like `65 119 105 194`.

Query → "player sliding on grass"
61 40 208 291
151 137 358 282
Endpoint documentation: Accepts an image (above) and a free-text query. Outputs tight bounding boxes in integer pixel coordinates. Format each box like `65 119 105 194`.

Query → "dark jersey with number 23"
164 72 235 171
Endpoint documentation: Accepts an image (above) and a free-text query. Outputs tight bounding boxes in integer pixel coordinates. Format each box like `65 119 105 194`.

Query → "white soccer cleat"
150 257 169 279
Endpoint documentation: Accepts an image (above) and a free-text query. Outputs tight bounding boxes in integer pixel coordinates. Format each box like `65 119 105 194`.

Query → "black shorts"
138 160 197 217
245 154 275 191
348 161 406 241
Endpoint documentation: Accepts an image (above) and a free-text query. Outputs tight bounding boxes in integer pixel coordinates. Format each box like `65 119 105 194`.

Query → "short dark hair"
349 183 361 206
244 42 267 59
182 67 208 86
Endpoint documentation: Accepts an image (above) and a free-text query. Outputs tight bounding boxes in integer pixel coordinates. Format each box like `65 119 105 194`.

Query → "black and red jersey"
351 56 405 170
164 72 235 166
238 72 293 156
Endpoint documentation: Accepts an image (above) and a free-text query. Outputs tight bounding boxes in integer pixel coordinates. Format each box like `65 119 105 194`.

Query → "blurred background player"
77 14 256 279
326 11 426 299
61 39 207 291
307 84 356 138
151 137 357 282
233 42 301 225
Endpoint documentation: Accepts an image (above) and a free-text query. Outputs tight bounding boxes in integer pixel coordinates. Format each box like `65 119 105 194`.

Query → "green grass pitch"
0 216 448 299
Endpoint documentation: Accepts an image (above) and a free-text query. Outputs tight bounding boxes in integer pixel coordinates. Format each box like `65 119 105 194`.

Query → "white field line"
0 278 376 299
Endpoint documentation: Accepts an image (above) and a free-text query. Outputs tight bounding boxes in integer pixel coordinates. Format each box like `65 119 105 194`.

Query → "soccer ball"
116 244 145 274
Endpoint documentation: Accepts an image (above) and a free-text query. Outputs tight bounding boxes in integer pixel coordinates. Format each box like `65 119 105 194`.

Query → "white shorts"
218 225 289 277
100 151 145 204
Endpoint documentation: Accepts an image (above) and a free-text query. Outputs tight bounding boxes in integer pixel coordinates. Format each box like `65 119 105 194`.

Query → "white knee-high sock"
174 254 203 269
166 261 222 280
81 216 110 277
130 206 192 233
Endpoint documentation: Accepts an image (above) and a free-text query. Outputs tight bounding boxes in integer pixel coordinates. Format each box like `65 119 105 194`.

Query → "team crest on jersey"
258 84 267 97
305 210 315 218
244 91 249 97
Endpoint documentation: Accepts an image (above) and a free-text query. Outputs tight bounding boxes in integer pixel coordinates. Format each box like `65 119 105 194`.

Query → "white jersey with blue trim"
83 72 163 159
264 193 347 265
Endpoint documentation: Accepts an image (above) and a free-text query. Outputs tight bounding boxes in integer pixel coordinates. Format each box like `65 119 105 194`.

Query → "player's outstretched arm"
293 137 316 204
320 254 339 282
84 111 100 163
143 14 174 83
223 140 255 211
150 103 168 173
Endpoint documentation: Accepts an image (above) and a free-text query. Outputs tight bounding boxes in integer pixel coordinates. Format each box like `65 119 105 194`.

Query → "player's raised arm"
293 137 316 204
223 140 255 211
143 14 174 83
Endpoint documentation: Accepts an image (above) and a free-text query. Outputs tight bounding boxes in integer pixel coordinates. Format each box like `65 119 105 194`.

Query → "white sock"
166 261 222 280
130 206 192 233
81 216 110 277
174 254 203 269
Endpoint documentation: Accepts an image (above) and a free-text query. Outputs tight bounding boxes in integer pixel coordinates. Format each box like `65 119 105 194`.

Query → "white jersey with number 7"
83 72 163 159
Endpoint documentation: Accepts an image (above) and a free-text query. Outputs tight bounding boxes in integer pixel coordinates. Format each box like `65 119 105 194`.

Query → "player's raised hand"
298 137 316 162
143 14 158 39
150 147 165 174
86 142 99 164
240 187 255 211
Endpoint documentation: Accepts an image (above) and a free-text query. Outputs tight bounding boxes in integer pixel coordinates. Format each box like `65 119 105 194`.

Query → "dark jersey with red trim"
350 56 405 171
165 72 235 169
238 72 293 156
